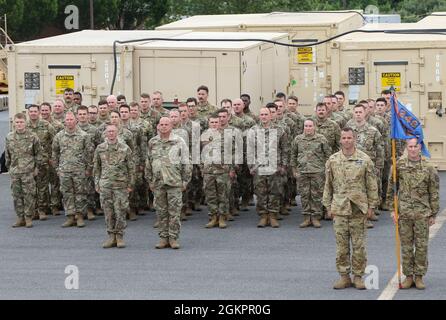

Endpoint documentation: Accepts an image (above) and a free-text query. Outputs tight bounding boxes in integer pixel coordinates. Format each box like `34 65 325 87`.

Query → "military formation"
4 86 439 290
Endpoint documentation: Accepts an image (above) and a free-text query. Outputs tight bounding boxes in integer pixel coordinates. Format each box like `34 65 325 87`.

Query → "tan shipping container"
132 32 290 114
331 23 446 169
157 11 365 115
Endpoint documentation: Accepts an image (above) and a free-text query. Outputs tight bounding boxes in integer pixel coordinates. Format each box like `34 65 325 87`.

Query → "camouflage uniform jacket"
93 140 135 190
331 111 347 129
323 149 379 216
347 121 384 170
201 128 235 174
313 117 341 153
285 110 305 136
386 156 440 219
197 101 217 119
291 133 331 174
145 133 192 188
247 123 289 174
5 129 41 174
52 127 94 173
47 117 65 133
27 119 55 164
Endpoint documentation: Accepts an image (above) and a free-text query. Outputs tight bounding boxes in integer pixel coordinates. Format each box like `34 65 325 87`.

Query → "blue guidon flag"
390 95 430 158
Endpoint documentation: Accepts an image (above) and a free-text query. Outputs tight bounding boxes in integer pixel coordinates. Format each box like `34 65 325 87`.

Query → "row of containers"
5 11 446 169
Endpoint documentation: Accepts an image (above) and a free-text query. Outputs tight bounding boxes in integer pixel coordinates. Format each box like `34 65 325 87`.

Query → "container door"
261 47 275 103
43 54 93 105
139 56 216 105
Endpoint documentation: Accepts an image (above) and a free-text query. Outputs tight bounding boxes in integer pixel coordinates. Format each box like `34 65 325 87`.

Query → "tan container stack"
157 11 365 115
330 22 446 169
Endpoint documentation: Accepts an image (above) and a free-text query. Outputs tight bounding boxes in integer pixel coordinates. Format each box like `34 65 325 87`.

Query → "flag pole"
391 91 402 289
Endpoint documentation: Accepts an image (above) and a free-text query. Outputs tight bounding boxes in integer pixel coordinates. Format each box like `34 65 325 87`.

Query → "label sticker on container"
381 72 401 92
297 47 314 64
56 75 75 95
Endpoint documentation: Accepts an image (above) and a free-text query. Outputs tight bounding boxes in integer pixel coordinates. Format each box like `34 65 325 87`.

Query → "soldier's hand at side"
181 182 187 192
367 208 374 219
429 217 436 226
390 211 397 224
250 170 256 176
149 183 155 192
96 187 100 193
127 188 133 193
33 168 39 177
85 170 92 177
139 166 144 172
328 210 335 220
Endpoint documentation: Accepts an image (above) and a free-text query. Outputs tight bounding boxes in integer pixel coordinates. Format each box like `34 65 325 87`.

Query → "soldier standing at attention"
151 91 170 117
52 99 66 123
291 119 331 228
6 113 41 228
313 103 341 154
97 100 110 124
197 85 217 119
386 138 439 290
64 88 79 113
248 105 288 228
94 124 135 249
106 95 118 113
52 112 94 228
27 104 55 220
201 114 236 229
323 127 379 290
88 105 101 127
145 117 192 249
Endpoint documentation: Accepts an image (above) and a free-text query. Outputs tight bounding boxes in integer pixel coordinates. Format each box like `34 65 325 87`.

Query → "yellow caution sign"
297 47 314 64
381 72 401 92
56 75 75 95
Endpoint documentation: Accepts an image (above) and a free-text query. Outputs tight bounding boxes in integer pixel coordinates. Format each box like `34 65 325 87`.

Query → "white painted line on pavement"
378 208 446 300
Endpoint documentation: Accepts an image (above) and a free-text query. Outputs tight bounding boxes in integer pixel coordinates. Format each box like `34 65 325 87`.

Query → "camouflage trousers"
99 187 128 236
375 167 383 198
237 164 254 203
35 164 50 214
399 218 429 276
49 166 62 210
11 173 36 218
254 172 283 215
381 160 391 205
299 173 325 218
204 173 231 216
136 171 148 209
59 172 88 216
154 185 182 240
333 202 367 276
86 176 96 210
187 165 203 205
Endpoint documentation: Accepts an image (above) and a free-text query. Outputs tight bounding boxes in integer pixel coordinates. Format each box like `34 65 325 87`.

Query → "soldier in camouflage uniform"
130 102 155 212
41 102 64 215
76 105 98 221
233 98 257 211
347 104 384 227
145 117 192 249
52 99 66 123
151 91 170 117
97 100 110 125
106 95 118 113
197 85 217 119
325 95 347 129
120 104 144 218
323 127 379 290
88 105 101 127
27 104 56 220
52 112 94 228
6 113 41 228
386 138 439 290
313 103 341 154
201 114 236 229
291 119 331 228
94 124 135 249
241 93 259 123
63 88 79 113
248 105 288 228
139 93 161 131
285 96 305 136
334 91 353 122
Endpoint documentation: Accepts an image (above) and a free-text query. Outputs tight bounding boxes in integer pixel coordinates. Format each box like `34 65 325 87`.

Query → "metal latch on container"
84 61 96 70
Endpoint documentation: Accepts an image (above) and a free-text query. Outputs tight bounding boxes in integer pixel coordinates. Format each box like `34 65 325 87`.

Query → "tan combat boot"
186 203 193 216
25 217 33 228
102 234 117 249
415 276 426 290
76 214 85 228
226 213 234 221
39 211 48 221
205 215 218 228
257 214 269 228
240 199 249 211
299 216 312 228
52 208 60 216
366 221 374 229
401 275 414 289
153 216 160 228
218 214 227 229
231 207 239 217
269 213 280 228
180 207 188 221
369 212 379 221
32 212 39 221
62 216 76 228
312 217 322 228
353 276 366 290
128 209 138 221
96 208 104 216
12 217 26 228
281 206 290 216
333 275 352 289
116 234 126 248
155 238 170 249
169 238 180 249
87 208 96 221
